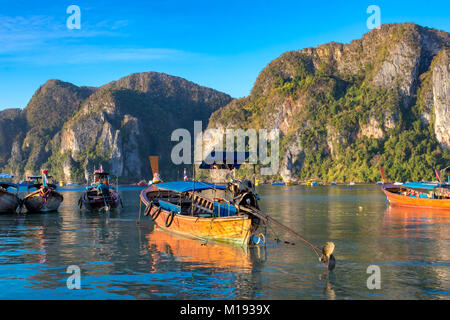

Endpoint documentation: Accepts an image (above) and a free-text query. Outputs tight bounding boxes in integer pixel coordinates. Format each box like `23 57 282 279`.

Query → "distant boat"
382 182 449 210
0 175 20 214
330 182 337 186
377 181 383 185
306 180 317 186
271 182 286 186
379 167 449 210
349 182 355 186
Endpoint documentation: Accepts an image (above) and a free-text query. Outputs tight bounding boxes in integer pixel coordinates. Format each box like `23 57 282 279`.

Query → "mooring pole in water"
137 199 142 225
191 163 195 216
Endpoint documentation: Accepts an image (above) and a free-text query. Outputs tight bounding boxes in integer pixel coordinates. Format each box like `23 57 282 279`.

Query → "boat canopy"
155 181 226 193
199 151 252 170
28 175 53 180
402 182 439 189
0 174 13 179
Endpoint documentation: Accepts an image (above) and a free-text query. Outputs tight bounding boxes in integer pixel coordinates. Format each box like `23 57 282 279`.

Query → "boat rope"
240 205 328 266
137 199 142 225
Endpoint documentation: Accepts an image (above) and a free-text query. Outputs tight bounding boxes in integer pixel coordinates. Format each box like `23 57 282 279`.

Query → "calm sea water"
0 185 448 300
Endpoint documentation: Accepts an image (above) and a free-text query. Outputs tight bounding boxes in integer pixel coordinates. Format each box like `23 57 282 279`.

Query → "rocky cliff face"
207 23 449 182
431 49 450 149
0 73 232 182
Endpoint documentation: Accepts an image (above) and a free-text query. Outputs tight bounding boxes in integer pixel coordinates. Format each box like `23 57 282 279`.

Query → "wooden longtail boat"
23 173 63 213
380 167 450 211
140 180 261 244
382 183 450 210
79 169 121 211
0 178 20 214
140 152 336 270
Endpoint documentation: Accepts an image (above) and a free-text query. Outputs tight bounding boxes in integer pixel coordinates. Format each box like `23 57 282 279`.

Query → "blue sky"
0 0 448 109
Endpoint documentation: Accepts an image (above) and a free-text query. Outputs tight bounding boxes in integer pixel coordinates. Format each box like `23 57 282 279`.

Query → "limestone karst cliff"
0 73 232 182
207 23 449 182
0 23 448 183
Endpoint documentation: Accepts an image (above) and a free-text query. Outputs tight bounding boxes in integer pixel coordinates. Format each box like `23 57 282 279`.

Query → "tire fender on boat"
151 207 162 221
165 211 175 227
144 202 153 216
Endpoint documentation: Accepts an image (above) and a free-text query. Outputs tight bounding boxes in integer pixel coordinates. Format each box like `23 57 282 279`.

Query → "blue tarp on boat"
155 181 226 193
214 201 237 217
402 182 439 189
158 200 181 214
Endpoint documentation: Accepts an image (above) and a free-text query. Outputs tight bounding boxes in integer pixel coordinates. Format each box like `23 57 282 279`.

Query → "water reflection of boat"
384 205 450 239
146 226 263 271
386 205 450 218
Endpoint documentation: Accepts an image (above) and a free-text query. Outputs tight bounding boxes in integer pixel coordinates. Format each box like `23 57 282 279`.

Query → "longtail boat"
140 180 260 244
0 174 20 214
23 171 63 213
79 167 121 211
380 167 450 211
140 152 336 270
140 152 261 244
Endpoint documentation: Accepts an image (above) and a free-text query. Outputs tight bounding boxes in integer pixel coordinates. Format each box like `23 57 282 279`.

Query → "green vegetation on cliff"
208 23 449 183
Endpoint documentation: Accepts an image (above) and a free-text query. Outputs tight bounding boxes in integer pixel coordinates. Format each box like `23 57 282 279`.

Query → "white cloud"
4 46 191 65
0 14 192 65
0 14 127 54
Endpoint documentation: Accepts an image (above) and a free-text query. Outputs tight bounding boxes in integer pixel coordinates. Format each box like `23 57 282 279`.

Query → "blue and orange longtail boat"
140 152 261 245
139 152 337 271
380 167 450 211
140 180 261 244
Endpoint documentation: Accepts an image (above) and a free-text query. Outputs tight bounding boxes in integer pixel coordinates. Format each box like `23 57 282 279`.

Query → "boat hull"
140 186 259 245
148 205 255 244
382 188 450 210
0 190 20 214
23 190 63 213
